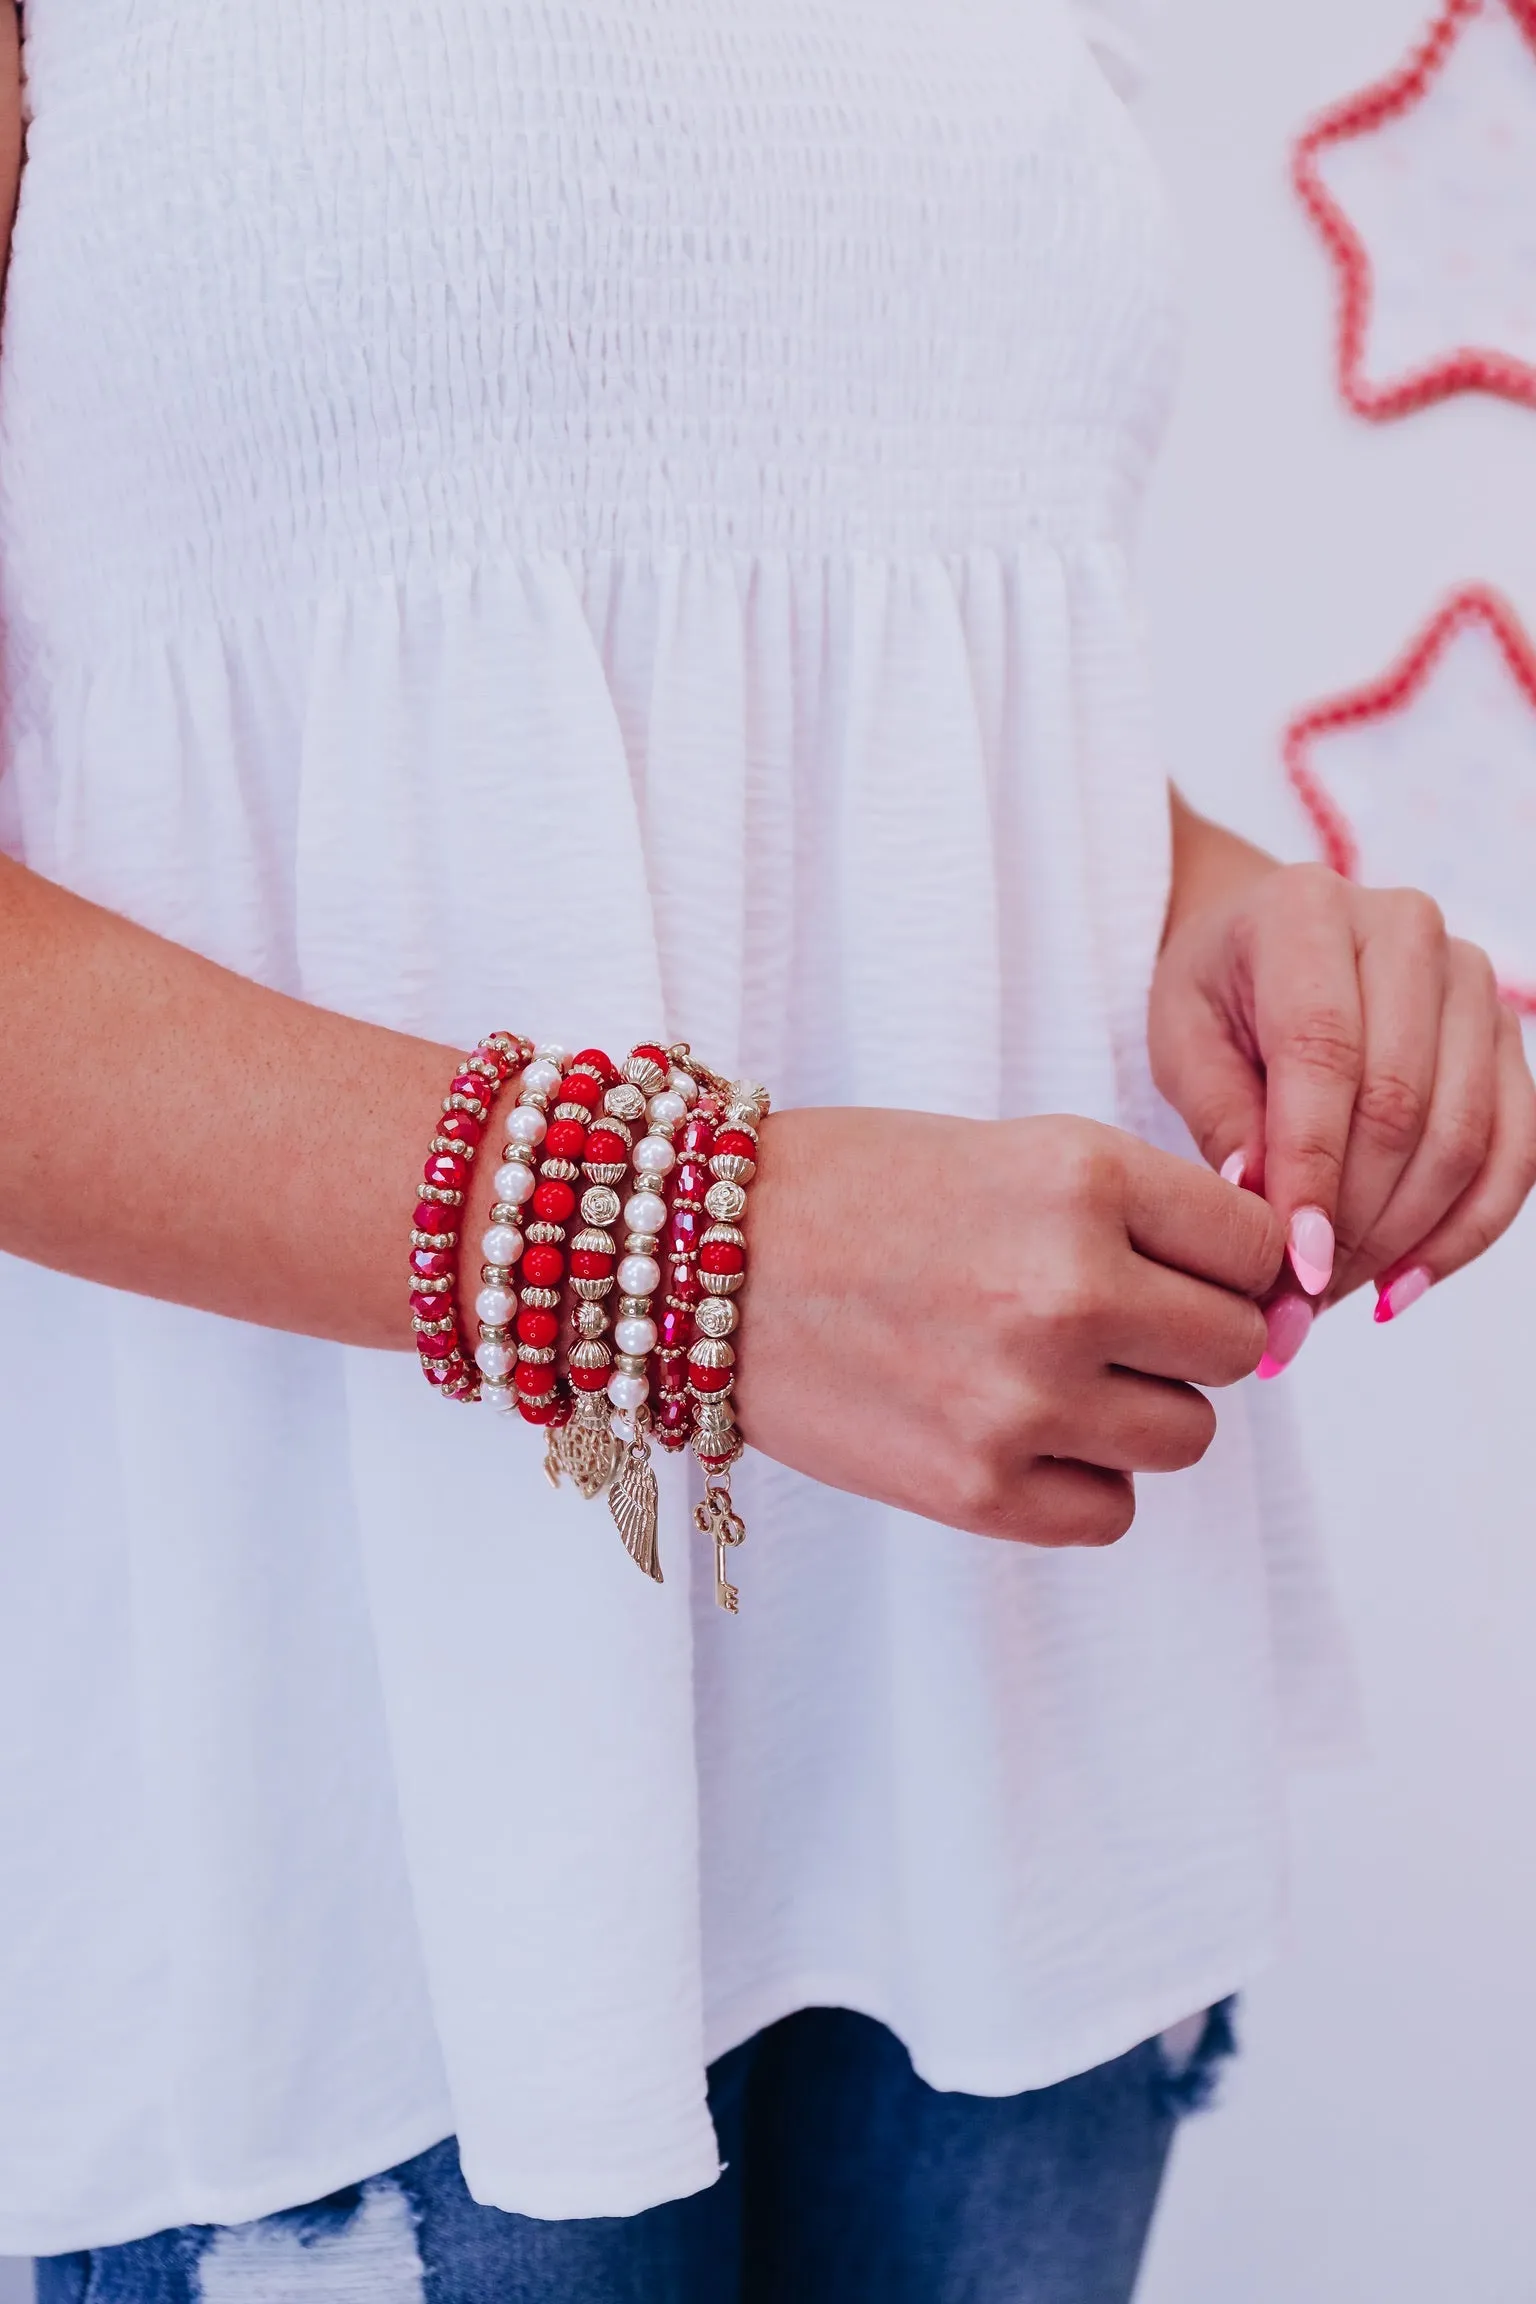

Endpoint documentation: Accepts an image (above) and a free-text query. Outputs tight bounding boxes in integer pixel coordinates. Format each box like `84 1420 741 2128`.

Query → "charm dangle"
694 1477 746 1614
610 1415 662 1582
551 1391 623 1499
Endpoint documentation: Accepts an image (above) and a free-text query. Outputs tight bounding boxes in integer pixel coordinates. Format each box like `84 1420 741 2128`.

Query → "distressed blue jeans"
37 2003 1234 2304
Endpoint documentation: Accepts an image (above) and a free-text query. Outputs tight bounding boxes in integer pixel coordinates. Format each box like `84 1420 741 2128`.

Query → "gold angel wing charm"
610 1436 662 1582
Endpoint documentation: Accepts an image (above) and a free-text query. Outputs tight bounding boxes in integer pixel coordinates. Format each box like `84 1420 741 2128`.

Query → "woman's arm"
0 855 461 1345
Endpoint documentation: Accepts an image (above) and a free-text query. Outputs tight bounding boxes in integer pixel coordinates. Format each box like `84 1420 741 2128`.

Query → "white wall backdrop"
1134 4 1536 2300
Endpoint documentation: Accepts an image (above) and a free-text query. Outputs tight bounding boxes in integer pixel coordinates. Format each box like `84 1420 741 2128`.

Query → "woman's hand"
734 1109 1283 1548
1149 797 1536 1371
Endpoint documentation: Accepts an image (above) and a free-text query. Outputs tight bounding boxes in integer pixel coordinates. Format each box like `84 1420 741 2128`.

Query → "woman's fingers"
1328 939 1499 1304
1051 1370 1217 1476
1374 1007 1536 1317
1118 1134 1285 1298
1108 1257 1269 1388
1009 1461 1138 1550
1244 866 1364 1290
1329 890 1448 1272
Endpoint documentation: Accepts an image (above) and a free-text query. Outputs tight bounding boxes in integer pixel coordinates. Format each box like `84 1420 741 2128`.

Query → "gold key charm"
695 1479 745 1613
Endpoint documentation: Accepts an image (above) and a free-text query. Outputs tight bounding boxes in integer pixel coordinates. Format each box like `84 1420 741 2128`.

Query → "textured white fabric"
0 0 1351 2250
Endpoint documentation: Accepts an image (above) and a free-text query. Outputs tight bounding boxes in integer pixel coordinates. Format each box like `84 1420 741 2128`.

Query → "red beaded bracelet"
409 1033 533 1401
688 1075 767 1612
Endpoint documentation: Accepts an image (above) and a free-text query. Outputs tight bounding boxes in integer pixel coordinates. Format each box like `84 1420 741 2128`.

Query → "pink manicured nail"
1257 1294 1314 1380
1374 1266 1432 1325
1220 1151 1247 1187
1287 1206 1335 1297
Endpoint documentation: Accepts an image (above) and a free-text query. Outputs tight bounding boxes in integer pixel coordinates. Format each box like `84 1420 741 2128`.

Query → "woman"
1 1 1529 2297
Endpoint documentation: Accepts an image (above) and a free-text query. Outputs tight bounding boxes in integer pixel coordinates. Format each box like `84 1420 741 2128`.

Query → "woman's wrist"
1163 787 1281 950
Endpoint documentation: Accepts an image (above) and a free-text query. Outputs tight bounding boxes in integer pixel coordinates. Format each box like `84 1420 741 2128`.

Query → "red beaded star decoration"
1294 0 1536 420
1286 586 1536 1013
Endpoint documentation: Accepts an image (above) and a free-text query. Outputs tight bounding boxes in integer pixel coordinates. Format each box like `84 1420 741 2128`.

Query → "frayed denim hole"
1152 1996 1238 2119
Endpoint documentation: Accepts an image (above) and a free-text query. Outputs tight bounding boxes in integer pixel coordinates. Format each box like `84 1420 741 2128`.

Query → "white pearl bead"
533 1043 570 1066
633 1135 676 1175
622 1191 668 1236
493 1161 536 1205
617 1254 661 1296
522 1058 563 1098
610 1411 637 1444
647 1091 688 1129
614 1315 657 1356
484 1381 519 1415
481 1224 525 1267
475 1285 517 1327
505 1106 547 1146
475 1339 515 1380
607 1371 649 1411
668 1068 699 1105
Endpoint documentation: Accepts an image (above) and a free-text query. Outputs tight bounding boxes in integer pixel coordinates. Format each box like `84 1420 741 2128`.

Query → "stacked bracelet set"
409 1036 769 1610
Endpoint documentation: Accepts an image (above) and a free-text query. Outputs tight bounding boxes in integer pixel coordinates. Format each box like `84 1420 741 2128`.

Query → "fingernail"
1287 1205 1335 1297
1257 1293 1314 1379
1220 1151 1247 1187
1374 1266 1432 1325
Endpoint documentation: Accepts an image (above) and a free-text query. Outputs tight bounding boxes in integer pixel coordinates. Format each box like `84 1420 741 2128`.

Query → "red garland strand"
1284 583 1536 1014
1293 0 1536 422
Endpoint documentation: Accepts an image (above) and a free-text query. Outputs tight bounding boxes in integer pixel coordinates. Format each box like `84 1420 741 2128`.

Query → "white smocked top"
0 0 1352 2249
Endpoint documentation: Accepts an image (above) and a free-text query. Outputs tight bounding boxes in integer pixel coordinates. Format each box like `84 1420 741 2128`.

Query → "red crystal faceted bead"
436 1109 485 1148
658 1306 692 1351
557 1072 602 1109
410 1247 454 1281
665 1260 702 1303
545 1118 587 1161
422 1360 455 1387
666 1208 702 1251
675 1161 710 1200
448 1073 491 1104
570 1248 615 1280
413 1199 456 1236
410 1289 451 1321
583 1128 628 1167
699 1240 745 1275
423 1151 470 1192
655 1395 692 1436
521 1244 564 1288
570 1363 610 1392
532 1179 576 1224
573 1048 621 1087
679 1118 716 1157
689 1362 734 1392
658 1355 689 1394
516 1306 559 1349
418 1328 459 1360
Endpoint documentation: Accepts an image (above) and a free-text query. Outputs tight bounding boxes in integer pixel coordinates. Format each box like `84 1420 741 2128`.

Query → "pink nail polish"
1287 1206 1335 1298
1257 1293 1314 1379
1374 1266 1431 1325
1220 1151 1246 1187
